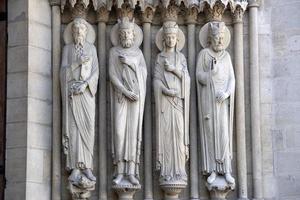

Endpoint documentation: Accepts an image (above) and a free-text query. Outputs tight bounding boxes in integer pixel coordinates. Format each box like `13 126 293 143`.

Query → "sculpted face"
164 33 177 49
119 28 135 48
209 32 225 52
72 22 87 46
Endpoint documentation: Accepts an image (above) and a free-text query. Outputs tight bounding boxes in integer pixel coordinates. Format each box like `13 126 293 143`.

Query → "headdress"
199 21 231 49
163 21 178 34
118 17 135 30
208 21 226 36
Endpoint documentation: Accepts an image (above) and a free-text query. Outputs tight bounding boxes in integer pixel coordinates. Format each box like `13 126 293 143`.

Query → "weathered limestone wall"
5 0 52 199
258 0 300 200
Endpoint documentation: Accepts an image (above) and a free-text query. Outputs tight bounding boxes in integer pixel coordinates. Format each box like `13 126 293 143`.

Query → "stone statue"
109 17 147 188
60 18 99 199
196 21 235 186
154 21 190 188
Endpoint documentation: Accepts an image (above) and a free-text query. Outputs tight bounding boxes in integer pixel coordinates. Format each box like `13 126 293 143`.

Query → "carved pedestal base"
112 180 141 200
68 178 95 200
160 183 187 200
206 176 235 200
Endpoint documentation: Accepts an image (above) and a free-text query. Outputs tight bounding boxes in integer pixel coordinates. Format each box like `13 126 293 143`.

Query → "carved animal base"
112 181 141 200
68 181 95 200
160 183 187 200
206 175 235 200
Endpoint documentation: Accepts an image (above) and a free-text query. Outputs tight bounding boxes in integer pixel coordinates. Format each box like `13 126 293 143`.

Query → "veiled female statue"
60 18 99 194
154 21 190 185
109 17 147 186
196 21 235 185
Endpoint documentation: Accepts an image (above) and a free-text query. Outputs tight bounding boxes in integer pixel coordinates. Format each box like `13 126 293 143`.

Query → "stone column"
232 7 248 200
50 1 62 200
248 1 263 199
97 7 109 200
186 7 199 200
142 8 154 200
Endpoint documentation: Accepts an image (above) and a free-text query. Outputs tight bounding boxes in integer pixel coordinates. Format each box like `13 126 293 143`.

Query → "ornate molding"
117 2 134 19
70 1 88 19
185 6 198 24
96 6 109 22
204 1 226 22
162 4 179 22
232 6 245 24
141 7 154 23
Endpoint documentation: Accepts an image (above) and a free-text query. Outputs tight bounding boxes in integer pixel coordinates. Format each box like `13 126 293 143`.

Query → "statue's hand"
123 90 139 101
79 55 90 65
119 55 130 65
74 81 88 95
164 60 175 72
164 88 178 97
216 91 229 103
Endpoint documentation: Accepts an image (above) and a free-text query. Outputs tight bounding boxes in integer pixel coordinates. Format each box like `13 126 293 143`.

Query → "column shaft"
249 4 263 199
51 5 62 200
98 21 108 200
143 22 153 200
233 19 248 200
187 23 199 200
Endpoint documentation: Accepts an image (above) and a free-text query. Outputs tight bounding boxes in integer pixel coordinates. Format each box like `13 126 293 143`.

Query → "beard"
121 38 134 48
212 44 224 52
74 34 85 47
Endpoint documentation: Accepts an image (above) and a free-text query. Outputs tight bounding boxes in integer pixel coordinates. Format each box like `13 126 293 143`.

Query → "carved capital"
117 3 134 19
162 4 179 22
141 7 154 23
204 1 225 22
49 0 60 6
70 1 89 19
97 6 109 22
185 7 198 24
232 6 245 24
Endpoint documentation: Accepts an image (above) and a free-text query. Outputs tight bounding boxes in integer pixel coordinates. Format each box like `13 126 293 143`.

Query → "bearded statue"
196 21 235 186
109 17 147 187
60 18 99 199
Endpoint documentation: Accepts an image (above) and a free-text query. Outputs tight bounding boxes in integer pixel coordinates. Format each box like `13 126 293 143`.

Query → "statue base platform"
68 180 95 200
160 182 187 200
206 175 235 200
112 180 141 200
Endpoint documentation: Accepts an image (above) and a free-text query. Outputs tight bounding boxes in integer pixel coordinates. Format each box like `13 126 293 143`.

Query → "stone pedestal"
160 183 187 200
68 178 95 200
206 176 235 200
112 180 141 200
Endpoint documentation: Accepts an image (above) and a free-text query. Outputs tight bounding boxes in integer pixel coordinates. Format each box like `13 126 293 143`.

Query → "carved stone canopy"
58 0 249 14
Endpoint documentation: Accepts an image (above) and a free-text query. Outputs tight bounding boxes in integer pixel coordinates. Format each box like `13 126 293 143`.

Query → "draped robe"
196 48 235 174
60 42 99 170
154 51 190 183
109 46 147 176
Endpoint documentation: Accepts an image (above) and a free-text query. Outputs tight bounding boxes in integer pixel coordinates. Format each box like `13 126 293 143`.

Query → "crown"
163 21 178 34
118 17 135 30
208 21 226 36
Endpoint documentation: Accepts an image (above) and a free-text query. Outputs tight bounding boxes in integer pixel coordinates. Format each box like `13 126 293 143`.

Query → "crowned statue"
154 21 190 187
60 18 99 198
109 17 147 187
196 21 235 186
